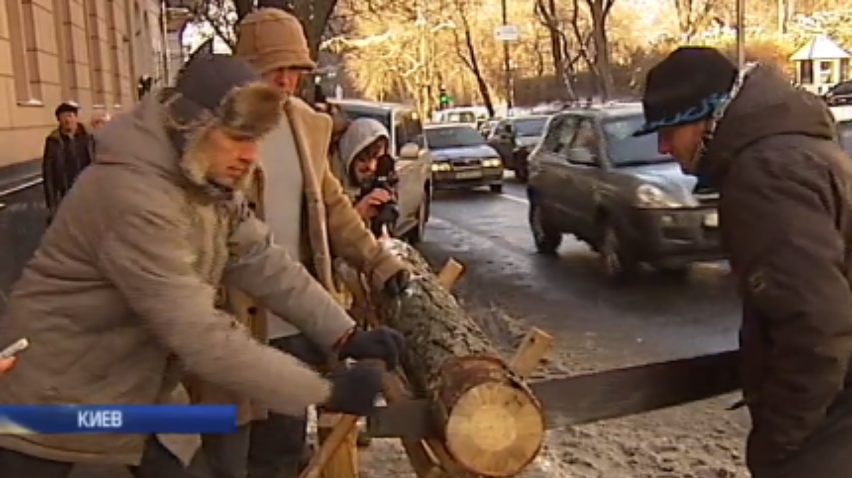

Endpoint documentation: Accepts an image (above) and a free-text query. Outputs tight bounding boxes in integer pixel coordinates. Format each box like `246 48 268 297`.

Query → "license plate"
456 170 482 179
703 212 719 227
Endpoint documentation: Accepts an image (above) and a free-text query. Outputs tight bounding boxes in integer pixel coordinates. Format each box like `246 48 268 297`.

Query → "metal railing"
0 165 47 316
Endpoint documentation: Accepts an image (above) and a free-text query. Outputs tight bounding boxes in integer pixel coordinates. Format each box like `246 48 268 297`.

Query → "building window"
105 0 122 105
4 0 42 104
53 0 75 101
84 0 106 106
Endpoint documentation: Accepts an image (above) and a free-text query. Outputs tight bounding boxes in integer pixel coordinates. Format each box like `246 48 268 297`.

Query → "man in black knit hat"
0 54 401 477
42 101 95 223
637 46 852 478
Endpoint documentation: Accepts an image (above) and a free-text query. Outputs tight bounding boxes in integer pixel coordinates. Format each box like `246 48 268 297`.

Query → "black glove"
383 269 411 297
338 326 405 371
324 363 384 416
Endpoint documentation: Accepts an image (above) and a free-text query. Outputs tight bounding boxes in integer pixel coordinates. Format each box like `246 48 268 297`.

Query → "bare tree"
584 0 616 99
533 0 585 99
450 0 496 116
672 0 721 41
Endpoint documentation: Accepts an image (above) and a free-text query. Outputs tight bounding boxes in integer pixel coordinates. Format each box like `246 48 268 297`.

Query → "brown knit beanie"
235 8 316 74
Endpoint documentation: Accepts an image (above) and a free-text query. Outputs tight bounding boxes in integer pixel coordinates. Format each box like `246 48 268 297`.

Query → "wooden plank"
509 328 554 378
437 258 465 290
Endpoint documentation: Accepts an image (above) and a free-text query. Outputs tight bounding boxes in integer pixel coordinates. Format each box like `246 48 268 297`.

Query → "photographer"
336 118 397 230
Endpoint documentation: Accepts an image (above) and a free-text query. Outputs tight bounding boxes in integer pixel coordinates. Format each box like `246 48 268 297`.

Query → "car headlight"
482 158 502 168
431 162 452 172
635 184 684 208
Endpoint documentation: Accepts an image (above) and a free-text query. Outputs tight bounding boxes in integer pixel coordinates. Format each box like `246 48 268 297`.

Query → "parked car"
424 124 504 193
825 80 852 107
526 103 724 281
487 115 551 182
478 119 500 138
433 106 489 129
330 99 434 243
839 118 852 154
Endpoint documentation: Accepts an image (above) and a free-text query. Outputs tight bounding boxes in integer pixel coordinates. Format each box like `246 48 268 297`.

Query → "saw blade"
530 349 741 430
366 349 741 439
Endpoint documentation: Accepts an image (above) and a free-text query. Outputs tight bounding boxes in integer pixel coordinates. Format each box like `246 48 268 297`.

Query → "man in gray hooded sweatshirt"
334 118 396 223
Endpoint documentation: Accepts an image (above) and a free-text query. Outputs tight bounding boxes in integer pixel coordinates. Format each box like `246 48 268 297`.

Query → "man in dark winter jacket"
636 46 852 478
42 102 95 222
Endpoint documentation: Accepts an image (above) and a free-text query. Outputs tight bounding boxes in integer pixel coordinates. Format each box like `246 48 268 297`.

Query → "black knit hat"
55 102 79 117
634 47 738 137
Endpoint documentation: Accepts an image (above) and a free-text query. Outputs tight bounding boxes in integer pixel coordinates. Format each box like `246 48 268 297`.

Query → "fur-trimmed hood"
95 85 283 198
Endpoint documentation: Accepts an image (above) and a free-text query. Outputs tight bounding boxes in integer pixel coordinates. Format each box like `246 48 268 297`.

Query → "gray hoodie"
335 118 391 194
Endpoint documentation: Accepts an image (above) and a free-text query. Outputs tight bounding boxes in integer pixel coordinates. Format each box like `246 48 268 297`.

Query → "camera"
357 154 400 237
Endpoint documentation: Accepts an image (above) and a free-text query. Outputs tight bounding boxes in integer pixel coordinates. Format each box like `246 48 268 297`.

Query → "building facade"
0 0 167 169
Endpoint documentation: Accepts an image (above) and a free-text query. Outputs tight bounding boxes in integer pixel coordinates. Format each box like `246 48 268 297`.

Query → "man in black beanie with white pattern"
637 46 852 478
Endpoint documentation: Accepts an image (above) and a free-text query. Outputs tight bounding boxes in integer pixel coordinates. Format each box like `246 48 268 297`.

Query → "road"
420 179 741 363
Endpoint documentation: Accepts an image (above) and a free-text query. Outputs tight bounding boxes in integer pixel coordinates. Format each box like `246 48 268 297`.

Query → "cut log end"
445 381 545 477
437 357 545 477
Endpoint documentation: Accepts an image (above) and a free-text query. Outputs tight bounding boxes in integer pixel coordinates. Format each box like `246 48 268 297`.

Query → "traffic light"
439 86 452 109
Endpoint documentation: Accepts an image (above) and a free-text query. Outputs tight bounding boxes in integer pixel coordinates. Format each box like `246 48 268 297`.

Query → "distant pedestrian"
636 46 852 478
41 102 94 223
91 111 112 129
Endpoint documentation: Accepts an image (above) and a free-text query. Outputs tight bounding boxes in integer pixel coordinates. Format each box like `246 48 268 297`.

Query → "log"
374 240 545 478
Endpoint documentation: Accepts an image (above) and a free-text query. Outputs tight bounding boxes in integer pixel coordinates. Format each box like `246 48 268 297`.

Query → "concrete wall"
0 0 166 168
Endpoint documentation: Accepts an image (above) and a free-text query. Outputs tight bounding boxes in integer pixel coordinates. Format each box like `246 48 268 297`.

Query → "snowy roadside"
347 301 750 478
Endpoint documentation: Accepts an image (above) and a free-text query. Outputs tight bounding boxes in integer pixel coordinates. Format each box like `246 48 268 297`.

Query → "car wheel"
529 200 561 254
489 183 503 193
598 221 639 282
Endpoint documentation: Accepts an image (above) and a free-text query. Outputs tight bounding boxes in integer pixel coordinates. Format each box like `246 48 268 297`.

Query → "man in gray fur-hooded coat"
0 54 401 477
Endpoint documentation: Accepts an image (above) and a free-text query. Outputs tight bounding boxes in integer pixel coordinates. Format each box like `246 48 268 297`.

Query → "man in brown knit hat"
185 8 410 478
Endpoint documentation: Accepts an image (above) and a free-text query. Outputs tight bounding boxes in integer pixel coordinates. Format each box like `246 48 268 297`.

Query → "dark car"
425 124 504 193
487 115 550 182
839 118 852 154
526 104 724 281
825 80 852 107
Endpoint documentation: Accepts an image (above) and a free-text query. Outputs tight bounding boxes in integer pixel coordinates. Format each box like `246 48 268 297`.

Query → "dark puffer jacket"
42 124 95 221
700 66 852 477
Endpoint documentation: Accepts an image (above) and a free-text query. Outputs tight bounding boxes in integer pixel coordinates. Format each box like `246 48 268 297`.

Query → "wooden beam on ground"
509 328 554 377
437 258 465 290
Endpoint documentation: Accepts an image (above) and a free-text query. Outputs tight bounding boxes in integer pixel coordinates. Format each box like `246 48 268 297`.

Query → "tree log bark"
373 240 545 478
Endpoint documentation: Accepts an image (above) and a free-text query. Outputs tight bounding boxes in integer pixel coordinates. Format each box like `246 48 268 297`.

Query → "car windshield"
513 117 548 137
337 106 391 131
446 111 478 123
603 115 675 166
425 126 486 149
840 120 852 153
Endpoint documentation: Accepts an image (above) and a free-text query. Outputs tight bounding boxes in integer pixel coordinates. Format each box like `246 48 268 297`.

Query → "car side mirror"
399 142 420 159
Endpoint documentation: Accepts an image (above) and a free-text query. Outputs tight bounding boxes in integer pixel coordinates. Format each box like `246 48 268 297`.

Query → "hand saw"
366 349 740 439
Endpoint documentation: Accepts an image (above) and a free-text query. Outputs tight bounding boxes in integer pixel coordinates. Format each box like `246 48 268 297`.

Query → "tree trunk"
373 240 545 478
588 0 614 100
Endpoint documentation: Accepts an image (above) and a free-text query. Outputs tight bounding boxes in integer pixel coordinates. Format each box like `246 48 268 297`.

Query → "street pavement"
419 178 741 363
